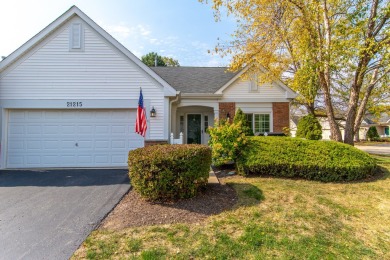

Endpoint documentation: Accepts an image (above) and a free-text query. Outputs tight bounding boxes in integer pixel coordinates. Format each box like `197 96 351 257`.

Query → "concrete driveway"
0 169 130 260
355 143 390 155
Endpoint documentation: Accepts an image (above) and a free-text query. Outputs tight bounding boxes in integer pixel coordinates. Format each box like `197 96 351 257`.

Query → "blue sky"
0 0 236 66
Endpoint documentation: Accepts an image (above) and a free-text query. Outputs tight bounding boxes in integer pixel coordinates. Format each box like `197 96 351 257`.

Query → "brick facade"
144 140 168 146
219 102 236 122
272 102 290 132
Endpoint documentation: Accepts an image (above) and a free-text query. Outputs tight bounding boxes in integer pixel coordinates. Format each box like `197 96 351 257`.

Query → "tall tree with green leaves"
141 52 180 67
202 0 390 145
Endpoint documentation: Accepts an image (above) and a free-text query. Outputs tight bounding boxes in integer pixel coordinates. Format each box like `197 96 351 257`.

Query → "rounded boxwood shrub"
128 144 211 201
236 137 377 182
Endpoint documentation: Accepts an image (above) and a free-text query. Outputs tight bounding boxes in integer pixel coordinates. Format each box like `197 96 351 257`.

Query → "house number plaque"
67 101 83 108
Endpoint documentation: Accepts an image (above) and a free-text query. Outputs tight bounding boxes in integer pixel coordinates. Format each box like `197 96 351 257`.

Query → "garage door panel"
42 155 60 165
9 124 25 135
61 140 77 149
7 109 144 168
8 156 24 167
95 155 109 164
112 154 126 163
8 140 24 150
26 140 42 150
27 111 43 120
77 155 93 164
61 125 76 134
78 140 93 148
112 140 126 149
95 125 109 134
9 110 26 120
43 125 60 134
27 125 42 135
112 125 126 134
60 157 77 166
95 140 109 149
78 125 93 134
43 140 59 149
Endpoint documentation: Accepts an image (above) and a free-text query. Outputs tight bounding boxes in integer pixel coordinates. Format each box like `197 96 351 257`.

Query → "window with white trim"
245 113 271 134
254 114 270 133
70 23 83 50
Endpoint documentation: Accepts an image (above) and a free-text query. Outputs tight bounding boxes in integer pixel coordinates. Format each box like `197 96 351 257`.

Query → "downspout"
169 91 181 142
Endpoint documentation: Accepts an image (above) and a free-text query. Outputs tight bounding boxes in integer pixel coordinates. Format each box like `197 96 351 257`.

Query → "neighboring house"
0 6 296 169
290 113 390 140
360 113 390 138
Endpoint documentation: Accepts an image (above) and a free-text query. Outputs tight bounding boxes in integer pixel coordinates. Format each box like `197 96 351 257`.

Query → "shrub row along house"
0 6 296 169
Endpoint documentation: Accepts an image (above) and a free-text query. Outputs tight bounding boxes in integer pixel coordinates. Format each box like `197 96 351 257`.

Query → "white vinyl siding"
222 79 286 100
0 17 166 140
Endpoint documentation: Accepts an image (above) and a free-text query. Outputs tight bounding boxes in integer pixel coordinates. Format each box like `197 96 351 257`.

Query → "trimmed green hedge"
236 137 377 182
128 144 211 201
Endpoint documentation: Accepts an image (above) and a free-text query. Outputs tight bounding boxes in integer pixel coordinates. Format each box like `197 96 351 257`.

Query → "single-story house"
0 6 296 169
290 113 390 140
360 113 390 138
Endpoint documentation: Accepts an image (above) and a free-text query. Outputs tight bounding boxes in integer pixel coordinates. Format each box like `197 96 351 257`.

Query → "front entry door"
187 114 202 144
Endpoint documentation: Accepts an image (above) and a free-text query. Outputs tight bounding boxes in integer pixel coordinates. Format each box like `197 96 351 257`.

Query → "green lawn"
73 155 390 259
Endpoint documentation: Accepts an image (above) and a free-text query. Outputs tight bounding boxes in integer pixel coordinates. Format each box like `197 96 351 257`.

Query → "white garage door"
7 109 144 168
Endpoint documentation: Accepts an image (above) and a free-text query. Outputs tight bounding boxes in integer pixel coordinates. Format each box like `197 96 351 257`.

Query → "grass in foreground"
72 155 390 259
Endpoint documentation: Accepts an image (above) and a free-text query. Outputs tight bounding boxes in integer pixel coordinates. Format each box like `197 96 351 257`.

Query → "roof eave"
181 93 223 99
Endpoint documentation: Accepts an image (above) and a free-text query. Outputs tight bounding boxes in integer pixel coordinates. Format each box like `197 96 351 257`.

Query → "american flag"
135 88 147 137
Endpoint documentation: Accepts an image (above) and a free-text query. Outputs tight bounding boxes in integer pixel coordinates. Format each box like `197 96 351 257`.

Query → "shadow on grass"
159 183 264 215
228 183 265 207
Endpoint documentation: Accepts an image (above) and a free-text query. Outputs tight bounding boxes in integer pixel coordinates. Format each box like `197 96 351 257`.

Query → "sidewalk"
355 144 390 155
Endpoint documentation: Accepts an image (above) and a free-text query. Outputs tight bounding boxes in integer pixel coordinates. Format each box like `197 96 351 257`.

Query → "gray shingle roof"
150 67 241 94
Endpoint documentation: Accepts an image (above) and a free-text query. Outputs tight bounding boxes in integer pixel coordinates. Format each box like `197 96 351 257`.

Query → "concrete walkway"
355 143 390 155
208 168 220 184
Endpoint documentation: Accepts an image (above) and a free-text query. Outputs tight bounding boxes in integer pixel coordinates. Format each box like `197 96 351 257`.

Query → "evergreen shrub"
366 126 380 141
296 114 322 140
236 137 377 182
128 144 211 201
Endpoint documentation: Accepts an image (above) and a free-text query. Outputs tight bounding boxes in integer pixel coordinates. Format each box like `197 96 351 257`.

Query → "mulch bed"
99 181 237 230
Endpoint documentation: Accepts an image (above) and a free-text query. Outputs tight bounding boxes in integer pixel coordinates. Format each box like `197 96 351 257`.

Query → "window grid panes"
254 114 270 133
245 113 253 133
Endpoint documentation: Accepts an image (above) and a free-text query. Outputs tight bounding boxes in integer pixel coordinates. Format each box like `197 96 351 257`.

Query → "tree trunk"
320 0 342 142
319 72 343 142
353 68 379 134
354 131 360 142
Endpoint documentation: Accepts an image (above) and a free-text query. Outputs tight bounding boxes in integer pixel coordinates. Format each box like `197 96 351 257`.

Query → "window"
204 115 209 132
69 23 83 50
179 115 184 133
250 80 258 91
245 113 253 133
254 114 270 133
250 75 258 91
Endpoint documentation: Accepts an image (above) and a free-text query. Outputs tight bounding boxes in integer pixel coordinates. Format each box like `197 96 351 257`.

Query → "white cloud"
137 25 151 36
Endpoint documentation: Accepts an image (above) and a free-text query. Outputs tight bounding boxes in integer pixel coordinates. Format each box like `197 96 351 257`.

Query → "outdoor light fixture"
226 112 230 120
150 107 156 117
